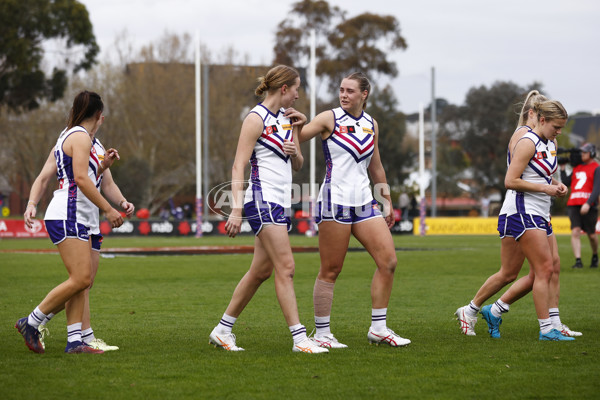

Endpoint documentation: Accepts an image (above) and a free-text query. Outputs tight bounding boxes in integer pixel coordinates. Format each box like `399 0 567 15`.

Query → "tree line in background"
0 0 582 217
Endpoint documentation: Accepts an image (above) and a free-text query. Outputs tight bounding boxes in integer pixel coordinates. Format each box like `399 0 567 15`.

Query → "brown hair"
255 65 300 98
517 90 547 127
344 72 371 109
67 90 104 129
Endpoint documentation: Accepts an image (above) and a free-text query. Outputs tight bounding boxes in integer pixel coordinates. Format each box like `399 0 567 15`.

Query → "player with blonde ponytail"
456 91 581 340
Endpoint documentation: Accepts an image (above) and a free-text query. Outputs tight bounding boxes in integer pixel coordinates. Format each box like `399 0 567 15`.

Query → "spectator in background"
560 143 600 268
159 206 170 220
410 195 418 219
398 192 410 220
480 195 490 218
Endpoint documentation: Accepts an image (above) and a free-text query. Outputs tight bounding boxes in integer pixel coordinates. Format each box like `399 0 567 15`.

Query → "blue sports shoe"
15 317 44 354
539 329 575 341
480 304 502 338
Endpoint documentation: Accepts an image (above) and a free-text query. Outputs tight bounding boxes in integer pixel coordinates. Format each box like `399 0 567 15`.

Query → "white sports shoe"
455 306 477 336
209 328 244 351
292 338 329 353
561 324 582 337
367 327 411 347
38 324 49 350
313 333 348 349
88 338 119 351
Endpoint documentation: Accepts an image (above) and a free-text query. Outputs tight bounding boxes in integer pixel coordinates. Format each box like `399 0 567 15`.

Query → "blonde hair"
517 90 547 127
344 72 371 110
255 65 299 98
534 100 568 122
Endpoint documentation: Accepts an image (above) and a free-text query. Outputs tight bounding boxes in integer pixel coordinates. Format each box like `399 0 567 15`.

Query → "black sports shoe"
572 259 583 269
591 255 598 268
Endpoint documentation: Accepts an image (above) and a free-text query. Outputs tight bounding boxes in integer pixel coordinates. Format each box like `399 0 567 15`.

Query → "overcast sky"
79 0 600 115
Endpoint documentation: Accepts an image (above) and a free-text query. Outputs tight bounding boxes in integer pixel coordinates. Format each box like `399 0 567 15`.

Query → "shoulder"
241 111 265 137
248 104 268 120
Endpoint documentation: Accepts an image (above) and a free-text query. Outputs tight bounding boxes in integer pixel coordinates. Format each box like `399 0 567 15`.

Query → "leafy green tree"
274 0 410 198
0 0 98 110
437 81 543 197
273 0 344 70
274 0 407 93
368 85 408 186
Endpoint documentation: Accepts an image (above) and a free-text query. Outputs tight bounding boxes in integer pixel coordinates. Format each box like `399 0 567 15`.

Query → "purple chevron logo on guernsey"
330 126 374 162
258 128 292 161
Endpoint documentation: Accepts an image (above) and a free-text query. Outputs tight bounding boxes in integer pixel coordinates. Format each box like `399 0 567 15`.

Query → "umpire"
560 143 600 268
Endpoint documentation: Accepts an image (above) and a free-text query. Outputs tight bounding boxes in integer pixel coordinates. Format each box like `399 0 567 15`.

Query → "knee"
320 264 343 282
498 265 519 283
378 253 397 275
536 262 554 281
71 275 92 291
255 268 273 283
501 271 519 283
552 258 561 274
277 260 296 280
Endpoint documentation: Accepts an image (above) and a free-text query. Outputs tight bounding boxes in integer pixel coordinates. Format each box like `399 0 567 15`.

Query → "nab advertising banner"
100 218 413 236
0 217 410 238
0 219 49 238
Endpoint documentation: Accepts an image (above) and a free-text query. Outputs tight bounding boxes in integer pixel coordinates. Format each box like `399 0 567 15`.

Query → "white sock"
27 307 46 329
289 324 307 344
549 308 562 330
314 316 331 336
67 322 83 343
40 312 56 326
491 300 509 318
538 318 553 334
216 313 237 334
466 301 479 317
371 308 387 331
82 328 95 344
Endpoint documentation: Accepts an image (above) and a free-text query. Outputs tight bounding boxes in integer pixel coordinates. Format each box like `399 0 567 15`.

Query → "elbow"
74 174 90 187
505 178 517 191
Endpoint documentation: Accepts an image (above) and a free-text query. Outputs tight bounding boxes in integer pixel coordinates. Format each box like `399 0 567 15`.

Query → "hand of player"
382 201 395 229
555 183 568 197
24 204 37 229
225 210 243 238
284 108 307 126
121 201 135 217
283 139 298 158
105 207 123 228
102 148 120 170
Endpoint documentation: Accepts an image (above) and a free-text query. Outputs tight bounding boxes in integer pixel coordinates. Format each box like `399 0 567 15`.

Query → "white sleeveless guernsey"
318 107 375 206
45 126 101 228
244 104 293 207
88 137 106 235
499 129 557 220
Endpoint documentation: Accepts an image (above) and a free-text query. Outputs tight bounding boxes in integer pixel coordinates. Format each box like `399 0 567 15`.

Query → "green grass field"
1 234 598 399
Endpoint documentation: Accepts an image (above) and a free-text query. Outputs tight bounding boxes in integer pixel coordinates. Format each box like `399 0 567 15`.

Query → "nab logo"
25 220 43 233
